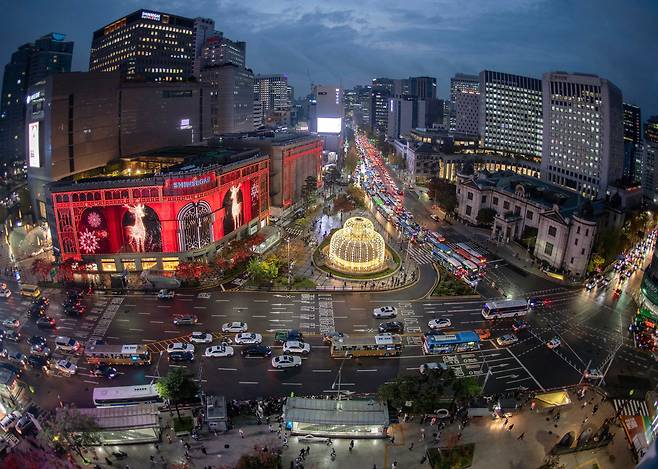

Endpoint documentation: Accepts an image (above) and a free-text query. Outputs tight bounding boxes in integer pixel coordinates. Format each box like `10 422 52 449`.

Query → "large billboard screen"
317 117 342 134
28 122 40 168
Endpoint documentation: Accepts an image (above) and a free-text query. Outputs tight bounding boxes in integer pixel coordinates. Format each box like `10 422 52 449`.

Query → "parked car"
496 334 519 347
29 345 51 357
241 345 272 358
419 362 449 374
547 337 561 349
221 322 248 333
172 314 198 325
373 306 397 319
475 329 491 340
166 343 195 354
189 332 213 344
2 350 27 368
428 318 451 330
1 319 20 329
204 345 235 358
378 321 404 334
15 413 36 435
3 330 20 342
157 289 175 299
271 355 302 369
282 340 311 355
234 333 262 345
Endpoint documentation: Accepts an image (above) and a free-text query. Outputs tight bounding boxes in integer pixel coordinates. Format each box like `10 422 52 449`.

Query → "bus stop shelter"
283 397 389 438
75 404 161 445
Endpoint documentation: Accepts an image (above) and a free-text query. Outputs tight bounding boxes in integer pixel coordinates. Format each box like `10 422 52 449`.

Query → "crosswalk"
285 226 305 238
405 244 435 265
613 399 649 416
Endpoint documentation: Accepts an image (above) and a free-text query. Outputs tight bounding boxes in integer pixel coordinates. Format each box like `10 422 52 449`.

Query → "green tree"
301 175 318 208
247 257 279 282
593 229 623 265
476 208 496 226
155 368 199 419
37 405 100 463
346 184 366 208
31 257 53 282
378 370 450 414
344 146 360 174
588 253 605 273
536 456 566 469
427 178 457 212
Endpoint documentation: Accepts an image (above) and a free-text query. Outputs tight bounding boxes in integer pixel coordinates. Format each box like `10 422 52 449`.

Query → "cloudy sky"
2 0 657 115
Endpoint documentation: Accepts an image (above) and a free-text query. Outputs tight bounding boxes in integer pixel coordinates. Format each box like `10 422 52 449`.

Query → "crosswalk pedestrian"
405 245 435 265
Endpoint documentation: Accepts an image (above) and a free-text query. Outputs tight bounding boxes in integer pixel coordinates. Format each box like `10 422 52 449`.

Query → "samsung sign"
172 176 211 190
141 11 161 21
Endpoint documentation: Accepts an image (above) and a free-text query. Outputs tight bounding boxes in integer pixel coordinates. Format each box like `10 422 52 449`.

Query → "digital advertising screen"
28 122 40 168
317 117 342 134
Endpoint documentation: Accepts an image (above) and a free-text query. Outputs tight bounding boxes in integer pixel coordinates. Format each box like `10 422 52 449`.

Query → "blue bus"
423 331 481 355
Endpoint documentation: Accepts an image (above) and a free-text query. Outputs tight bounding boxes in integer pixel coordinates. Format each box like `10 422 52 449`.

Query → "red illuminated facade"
49 152 269 271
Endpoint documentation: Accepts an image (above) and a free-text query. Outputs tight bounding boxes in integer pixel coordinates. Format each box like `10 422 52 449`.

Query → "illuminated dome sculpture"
328 217 386 273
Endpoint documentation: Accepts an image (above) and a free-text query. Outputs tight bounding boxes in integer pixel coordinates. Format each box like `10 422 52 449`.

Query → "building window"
585 229 589 236
544 242 554 256
162 257 180 271
101 260 117 272
466 205 472 216
514 206 521 215
548 226 557 237
503 201 510 210
581 248 585 255
481 195 487 204
493 197 499 206
122 260 137 271
526 211 533 220
570 257 574 264
467 192 473 201
576 226 581 234
574 238 578 246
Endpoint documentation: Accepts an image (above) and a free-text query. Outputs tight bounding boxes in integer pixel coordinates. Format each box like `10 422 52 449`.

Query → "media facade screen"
317 117 342 134
28 122 40 168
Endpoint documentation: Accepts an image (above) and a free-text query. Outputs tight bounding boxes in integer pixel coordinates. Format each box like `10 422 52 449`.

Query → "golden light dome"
328 217 386 273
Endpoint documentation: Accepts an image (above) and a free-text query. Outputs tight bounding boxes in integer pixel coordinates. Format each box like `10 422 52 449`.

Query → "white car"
167 342 195 354
0 288 11 298
2 319 20 329
54 336 81 352
428 318 451 330
283 340 311 355
204 345 235 358
221 322 248 333
157 289 175 299
496 334 519 346
547 337 561 349
271 355 302 369
0 411 21 431
234 333 262 345
373 306 397 319
419 362 449 374
54 359 77 376
189 332 213 344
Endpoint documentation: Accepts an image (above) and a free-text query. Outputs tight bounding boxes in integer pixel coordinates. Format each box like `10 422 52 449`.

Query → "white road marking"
129 328 144 332
239 381 259 384
164 330 180 334
252 315 266 318
193 306 206 309
212 314 227 317
253 300 268 303
215 299 230 302
281 382 303 386
83 380 99 384
150 321 164 324
506 348 545 391
157 306 171 309
356 369 378 372
218 368 237 371
312 369 332 373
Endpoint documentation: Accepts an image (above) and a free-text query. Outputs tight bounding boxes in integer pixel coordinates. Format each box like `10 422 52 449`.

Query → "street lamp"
286 238 291 287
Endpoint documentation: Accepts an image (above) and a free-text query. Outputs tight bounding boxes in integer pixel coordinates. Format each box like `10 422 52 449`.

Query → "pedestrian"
150 455 155 462
349 439 355 451
392 461 398 469
408 442 414 451
503 417 509 427
420 454 428 464
420 428 426 440
167 434 172 444
593 404 599 414
390 435 395 444
507 424 514 432
201 447 207 455
268 424 273 432
517 432 525 440
583 416 589 425
239 428 245 438
306 446 310 455
283 438 288 448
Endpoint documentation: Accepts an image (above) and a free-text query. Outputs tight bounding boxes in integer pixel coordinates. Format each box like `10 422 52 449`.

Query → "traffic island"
427 443 475 469
431 265 479 297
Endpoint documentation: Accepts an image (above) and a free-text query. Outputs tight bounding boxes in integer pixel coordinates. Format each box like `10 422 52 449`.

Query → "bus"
330 334 403 358
423 331 481 355
92 384 162 407
481 299 529 319
433 251 463 272
456 243 487 264
85 344 152 366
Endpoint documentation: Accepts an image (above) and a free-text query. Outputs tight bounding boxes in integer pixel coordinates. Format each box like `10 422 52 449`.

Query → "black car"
512 320 529 333
27 355 49 369
378 321 404 334
168 351 194 362
0 362 22 378
36 316 56 329
33 297 50 308
91 364 118 379
28 304 46 319
241 345 272 358
64 306 84 317
28 336 47 348
4 330 20 342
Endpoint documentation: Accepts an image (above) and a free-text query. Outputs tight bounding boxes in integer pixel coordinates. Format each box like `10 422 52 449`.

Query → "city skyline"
1 0 657 115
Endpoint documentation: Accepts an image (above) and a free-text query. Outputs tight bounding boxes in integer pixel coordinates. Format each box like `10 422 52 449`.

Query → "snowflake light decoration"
87 211 102 228
79 230 100 254
251 182 259 200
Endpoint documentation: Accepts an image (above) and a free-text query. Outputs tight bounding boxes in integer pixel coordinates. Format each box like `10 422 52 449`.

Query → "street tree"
175 261 212 285
3 448 72 469
247 257 279 282
37 405 100 463
346 184 366 208
427 178 458 212
31 258 53 282
155 367 199 419
344 146 360 174
301 176 318 207
378 370 451 414
476 208 496 226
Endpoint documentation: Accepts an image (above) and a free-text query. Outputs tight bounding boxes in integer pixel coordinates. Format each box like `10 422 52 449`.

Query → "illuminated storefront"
49 147 269 271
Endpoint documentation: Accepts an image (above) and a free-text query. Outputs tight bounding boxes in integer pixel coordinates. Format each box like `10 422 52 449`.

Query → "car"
189 332 213 344
27 355 49 369
2 349 27 367
15 413 35 435
33 296 49 308
28 336 47 348
0 411 21 431
1 319 20 329
271 355 302 369
428 318 451 330
29 345 51 357
613 287 622 297
167 342 195 354
373 306 397 319
91 364 118 379
234 333 262 345
322 331 346 344
584 368 604 380
297 434 331 444
430 214 441 222
221 322 248 333
241 345 272 358
36 316 56 329
64 305 85 317
28 304 46 319
378 321 404 334
54 336 80 352
0 288 11 298
527 297 545 309
173 314 198 325
283 340 311 355
3 330 20 342
475 329 491 340
52 359 77 376
168 351 194 362
419 362 449 374
511 320 529 333
585 280 596 291
0 362 23 377
496 334 519 346
157 289 175 299
274 329 303 344
204 345 235 358
547 337 561 349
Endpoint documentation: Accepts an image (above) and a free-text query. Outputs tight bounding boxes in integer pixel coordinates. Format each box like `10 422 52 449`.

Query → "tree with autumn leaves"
30 258 53 282
175 261 212 285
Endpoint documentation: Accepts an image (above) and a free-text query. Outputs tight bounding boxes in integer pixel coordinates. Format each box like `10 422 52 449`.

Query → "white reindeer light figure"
124 204 147 252
230 185 242 230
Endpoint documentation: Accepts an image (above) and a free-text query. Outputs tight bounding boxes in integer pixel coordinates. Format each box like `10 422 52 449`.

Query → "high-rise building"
309 84 343 152
89 9 195 82
450 73 479 131
479 70 543 160
409 77 437 100
454 89 480 136
192 17 215 78
0 33 73 162
623 103 642 184
201 64 254 134
541 72 623 199
201 34 246 69
643 116 658 203
387 97 425 139
370 86 390 135
372 78 394 94
254 74 290 126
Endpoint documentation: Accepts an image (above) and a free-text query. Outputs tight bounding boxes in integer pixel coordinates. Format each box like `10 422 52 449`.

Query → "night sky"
2 0 657 116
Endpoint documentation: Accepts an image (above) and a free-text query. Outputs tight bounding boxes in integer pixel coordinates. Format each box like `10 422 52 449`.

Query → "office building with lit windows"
89 9 195 82
201 34 246 69
201 64 254 134
450 73 479 131
254 74 290 126
478 70 543 160
643 116 658 203
540 72 623 199
623 103 642 184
